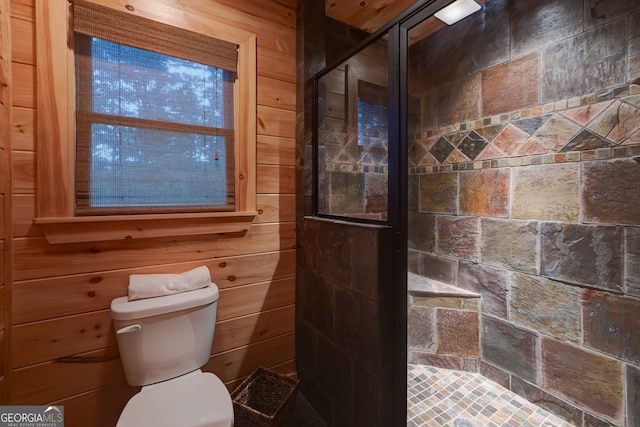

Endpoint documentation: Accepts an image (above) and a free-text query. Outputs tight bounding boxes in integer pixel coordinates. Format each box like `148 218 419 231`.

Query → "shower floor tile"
407 365 575 427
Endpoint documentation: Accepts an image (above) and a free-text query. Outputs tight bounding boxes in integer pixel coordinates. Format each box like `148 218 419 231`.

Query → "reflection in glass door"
315 36 389 221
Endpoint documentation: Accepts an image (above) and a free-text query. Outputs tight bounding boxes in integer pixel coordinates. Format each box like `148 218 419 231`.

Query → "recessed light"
434 0 482 25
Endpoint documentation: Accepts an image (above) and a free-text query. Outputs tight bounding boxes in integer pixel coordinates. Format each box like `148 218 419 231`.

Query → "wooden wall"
1 0 12 405
7 0 296 425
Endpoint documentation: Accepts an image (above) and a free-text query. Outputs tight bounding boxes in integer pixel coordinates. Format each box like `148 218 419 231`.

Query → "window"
358 80 389 154
73 0 237 215
358 99 388 147
35 0 257 243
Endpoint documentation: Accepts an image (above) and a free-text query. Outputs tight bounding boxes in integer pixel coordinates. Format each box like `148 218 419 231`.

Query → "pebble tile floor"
408 365 575 427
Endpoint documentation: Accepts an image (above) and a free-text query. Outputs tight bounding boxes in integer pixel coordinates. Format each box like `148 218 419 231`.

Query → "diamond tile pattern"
408 88 640 166
458 131 488 161
559 129 613 152
430 136 456 163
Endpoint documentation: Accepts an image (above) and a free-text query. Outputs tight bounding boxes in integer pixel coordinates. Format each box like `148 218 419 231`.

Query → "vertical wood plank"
10 15 33 65
0 0 11 404
10 107 35 151
35 0 70 216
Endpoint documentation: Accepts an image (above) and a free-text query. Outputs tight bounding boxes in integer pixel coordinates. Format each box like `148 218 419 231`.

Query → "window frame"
35 0 257 244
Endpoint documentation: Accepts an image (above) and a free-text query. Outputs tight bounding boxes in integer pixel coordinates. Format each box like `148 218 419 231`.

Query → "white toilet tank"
110 284 219 387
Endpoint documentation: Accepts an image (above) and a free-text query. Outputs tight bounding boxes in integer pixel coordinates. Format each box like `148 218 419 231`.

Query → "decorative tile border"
423 84 640 139
410 144 640 175
323 84 640 175
409 83 640 175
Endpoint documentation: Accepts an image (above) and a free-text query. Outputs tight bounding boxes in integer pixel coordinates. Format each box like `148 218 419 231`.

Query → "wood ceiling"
325 0 488 43
324 0 420 33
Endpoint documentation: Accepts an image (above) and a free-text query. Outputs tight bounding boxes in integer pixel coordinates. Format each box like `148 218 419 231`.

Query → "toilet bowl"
111 283 234 427
117 370 232 427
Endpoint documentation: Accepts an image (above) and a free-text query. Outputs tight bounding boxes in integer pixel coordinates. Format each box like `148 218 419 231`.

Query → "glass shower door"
315 36 390 222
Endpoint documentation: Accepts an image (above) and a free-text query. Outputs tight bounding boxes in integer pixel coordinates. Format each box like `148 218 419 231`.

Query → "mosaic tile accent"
408 84 640 175
458 131 489 161
559 129 613 152
407 365 574 427
432 136 456 163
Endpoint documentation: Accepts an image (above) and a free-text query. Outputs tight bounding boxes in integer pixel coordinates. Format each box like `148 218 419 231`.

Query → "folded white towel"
128 266 212 301
180 265 211 289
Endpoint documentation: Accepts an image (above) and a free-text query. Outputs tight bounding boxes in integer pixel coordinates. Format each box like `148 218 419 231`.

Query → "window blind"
72 0 237 215
72 0 238 72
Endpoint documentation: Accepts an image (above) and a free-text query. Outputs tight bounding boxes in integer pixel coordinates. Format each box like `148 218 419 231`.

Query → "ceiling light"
434 0 481 25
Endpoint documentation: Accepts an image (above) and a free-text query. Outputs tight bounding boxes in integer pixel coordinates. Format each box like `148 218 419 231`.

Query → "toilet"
111 283 234 427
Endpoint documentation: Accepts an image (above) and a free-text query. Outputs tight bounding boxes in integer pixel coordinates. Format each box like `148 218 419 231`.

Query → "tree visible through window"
72 0 239 215
357 98 388 149
75 37 235 214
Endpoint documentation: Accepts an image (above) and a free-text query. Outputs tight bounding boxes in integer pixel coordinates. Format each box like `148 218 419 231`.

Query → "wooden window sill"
34 211 257 244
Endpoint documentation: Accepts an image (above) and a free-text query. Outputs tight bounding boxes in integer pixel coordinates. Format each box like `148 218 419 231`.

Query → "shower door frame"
311 1 463 424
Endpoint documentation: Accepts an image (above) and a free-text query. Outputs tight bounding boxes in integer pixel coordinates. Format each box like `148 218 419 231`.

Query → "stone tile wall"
408 275 481 371
297 218 393 427
408 1 640 426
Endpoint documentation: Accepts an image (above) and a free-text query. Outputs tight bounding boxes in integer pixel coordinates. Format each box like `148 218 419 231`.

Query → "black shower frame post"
385 21 407 426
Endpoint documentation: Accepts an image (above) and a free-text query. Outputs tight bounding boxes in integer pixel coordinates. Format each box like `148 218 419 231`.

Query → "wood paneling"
257 76 296 111
204 0 295 31
11 63 34 108
87 0 295 57
53 335 295 427
257 134 295 166
13 223 295 281
10 0 34 21
0 287 4 331
0 331 5 377
10 107 35 152
12 277 294 368
325 0 416 33
13 250 295 324
0 196 4 240
211 305 295 354
2 0 11 405
55 381 136 427
10 16 33 65
217 278 295 321
11 347 125 404
12 309 116 368
11 194 37 237
0 241 4 286
257 165 296 194
11 150 34 194
256 194 295 223
204 332 295 383
8 0 297 420
12 305 294 404
257 47 296 83
258 105 296 138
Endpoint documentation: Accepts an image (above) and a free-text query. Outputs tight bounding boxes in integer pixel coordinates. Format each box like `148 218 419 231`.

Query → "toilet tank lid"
111 283 219 321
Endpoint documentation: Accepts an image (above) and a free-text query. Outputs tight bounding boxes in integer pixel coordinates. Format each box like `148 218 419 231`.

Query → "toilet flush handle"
116 324 142 335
